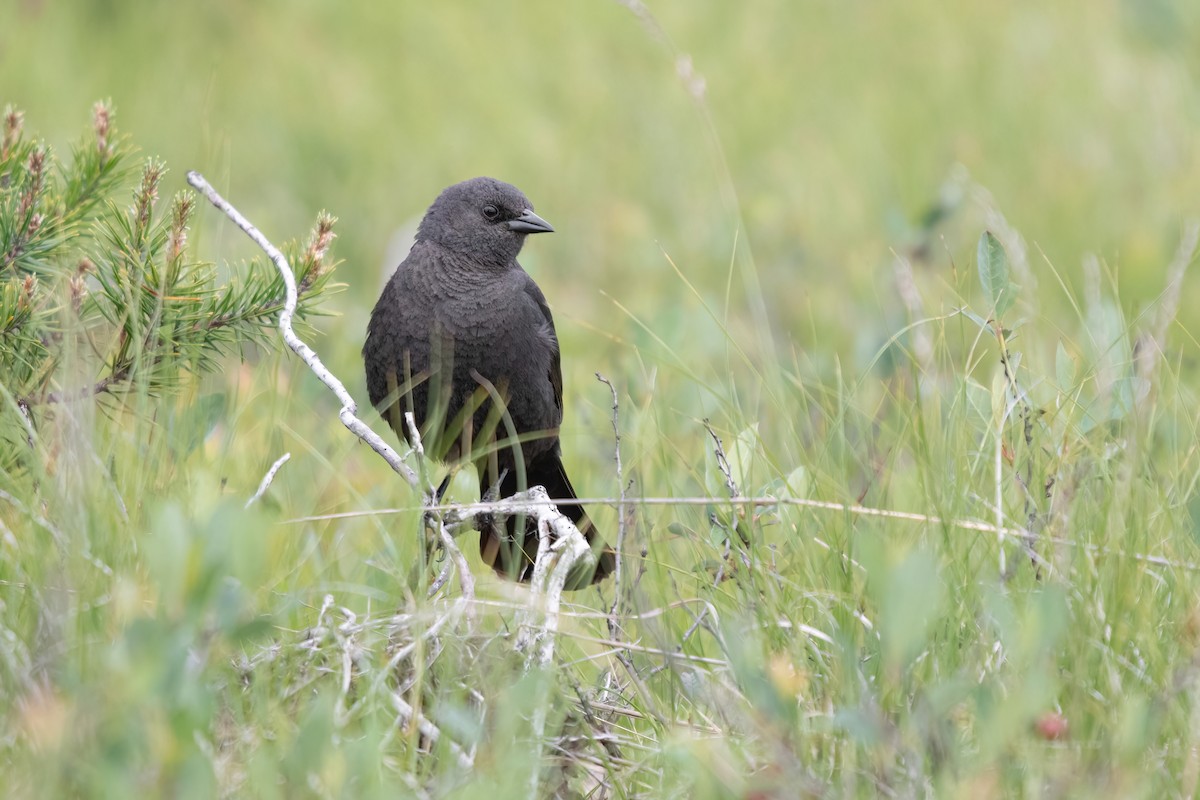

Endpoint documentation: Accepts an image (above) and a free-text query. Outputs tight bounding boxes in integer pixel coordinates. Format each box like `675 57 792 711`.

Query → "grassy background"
3 0 1200 796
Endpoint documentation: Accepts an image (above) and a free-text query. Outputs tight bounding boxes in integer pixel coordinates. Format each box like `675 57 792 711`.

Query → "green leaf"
708 517 732 545
726 423 760 491
783 465 810 498
977 231 1018 318
862 542 944 672
991 365 1008 426
959 306 993 334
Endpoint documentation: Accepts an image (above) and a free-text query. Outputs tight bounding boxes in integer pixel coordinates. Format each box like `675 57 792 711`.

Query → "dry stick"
380 604 476 770
509 488 595 797
512 489 592 799
703 420 751 582
290 495 1200 574
378 600 466 688
514 486 594 661
185 171 417 486
703 420 740 499
596 372 640 711
390 693 474 770
426 552 456 596
314 602 473 769
464 370 598 652
405 411 475 608
596 373 627 621
245 452 291 509
320 492 1200 574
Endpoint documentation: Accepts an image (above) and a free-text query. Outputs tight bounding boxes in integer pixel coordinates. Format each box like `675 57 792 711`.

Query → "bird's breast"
422 270 522 337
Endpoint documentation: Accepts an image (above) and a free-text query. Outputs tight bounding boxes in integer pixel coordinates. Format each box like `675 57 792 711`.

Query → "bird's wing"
522 277 563 413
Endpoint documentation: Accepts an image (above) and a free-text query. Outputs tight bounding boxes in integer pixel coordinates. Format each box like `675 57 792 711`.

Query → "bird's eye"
482 204 500 220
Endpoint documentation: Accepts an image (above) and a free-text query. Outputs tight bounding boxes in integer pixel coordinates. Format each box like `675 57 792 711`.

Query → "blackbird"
363 177 615 587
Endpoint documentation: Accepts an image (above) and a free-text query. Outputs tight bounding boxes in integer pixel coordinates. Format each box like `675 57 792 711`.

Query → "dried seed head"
69 274 88 314
18 274 37 312
168 191 195 260
27 146 45 179
296 212 338 294
17 146 47 219
308 212 337 264
92 100 112 159
133 159 165 235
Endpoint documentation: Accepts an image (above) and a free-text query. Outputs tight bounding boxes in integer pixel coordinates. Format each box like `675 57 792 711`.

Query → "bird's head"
416 177 553 265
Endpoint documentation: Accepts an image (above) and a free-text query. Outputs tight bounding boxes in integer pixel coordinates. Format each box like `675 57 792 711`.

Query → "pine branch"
0 103 342 431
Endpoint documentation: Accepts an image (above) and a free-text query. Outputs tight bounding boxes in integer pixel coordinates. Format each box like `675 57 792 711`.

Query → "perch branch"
511 486 592 798
513 485 595 663
404 411 475 608
186 171 417 486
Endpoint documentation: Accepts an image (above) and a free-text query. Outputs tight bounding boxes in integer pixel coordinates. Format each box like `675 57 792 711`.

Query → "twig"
27 366 130 406
378 599 465 685
369 601 469 758
245 452 291 509
702 420 740 500
391 692 474 770
291 493 1200 574
426 560 455 596
595 373 627 625
703 420 751 559
405 411 475 608
186 171 417 487
15 398 35 447
511 496 594 799
522 509 594 799
514 486 595 663
596 372 639 709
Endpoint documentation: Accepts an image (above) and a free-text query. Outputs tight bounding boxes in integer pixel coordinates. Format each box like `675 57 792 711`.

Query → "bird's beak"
507 209 554 234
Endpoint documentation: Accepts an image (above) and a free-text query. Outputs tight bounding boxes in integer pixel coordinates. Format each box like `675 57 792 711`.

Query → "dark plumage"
363 177 615 588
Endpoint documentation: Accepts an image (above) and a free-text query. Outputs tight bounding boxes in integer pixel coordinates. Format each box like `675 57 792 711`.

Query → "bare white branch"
186 171 417 487
514 486 595 663
510 486 593 798
391 692 474 770
404 411 476 607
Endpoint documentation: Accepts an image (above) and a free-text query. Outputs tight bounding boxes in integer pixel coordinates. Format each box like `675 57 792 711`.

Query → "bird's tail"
478 449 616 588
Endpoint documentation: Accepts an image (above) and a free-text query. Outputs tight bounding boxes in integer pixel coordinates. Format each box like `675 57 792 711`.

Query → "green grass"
4 0 1200 796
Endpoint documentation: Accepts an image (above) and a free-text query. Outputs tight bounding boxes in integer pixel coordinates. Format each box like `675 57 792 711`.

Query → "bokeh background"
6 0 1199 391
5 1 1200 795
